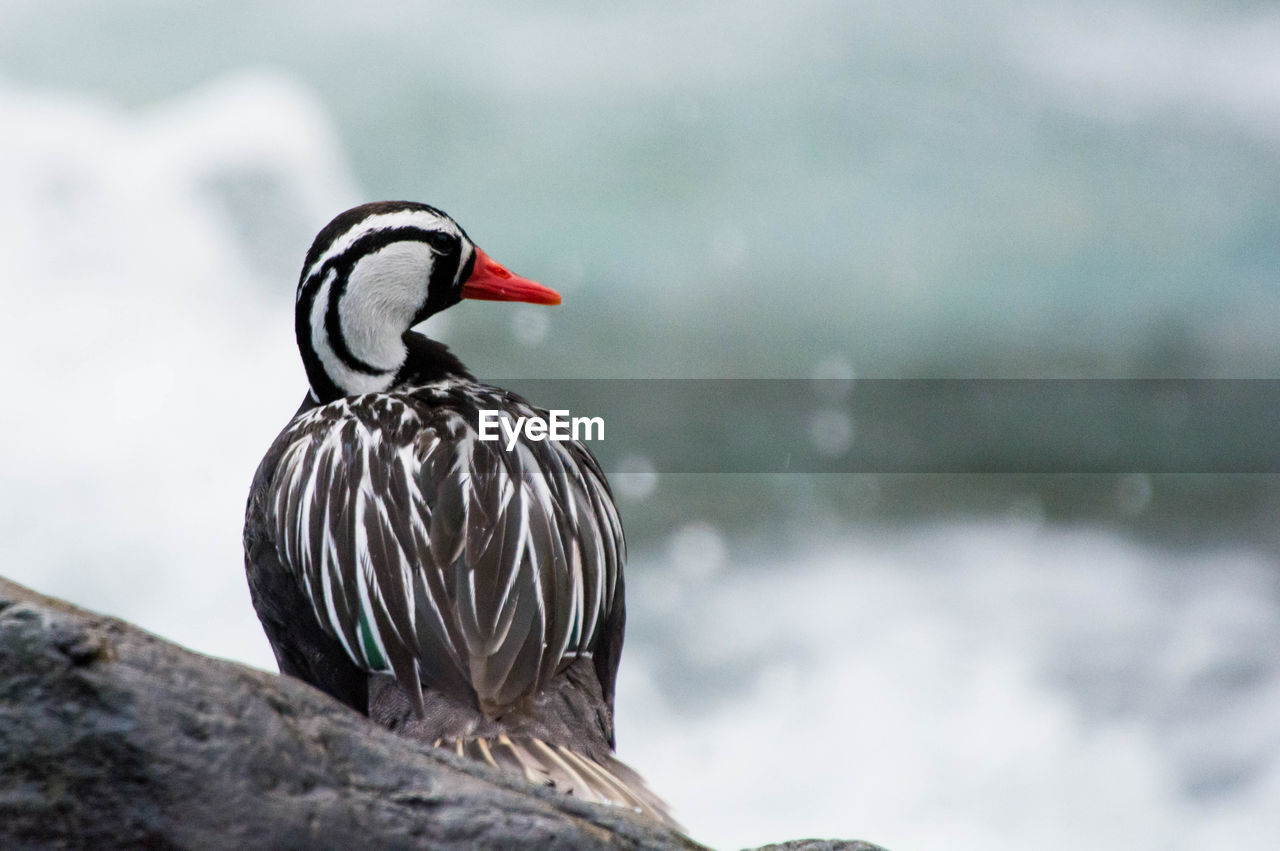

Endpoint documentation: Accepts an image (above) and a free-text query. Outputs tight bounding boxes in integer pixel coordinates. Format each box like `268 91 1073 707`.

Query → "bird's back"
244 380 674 823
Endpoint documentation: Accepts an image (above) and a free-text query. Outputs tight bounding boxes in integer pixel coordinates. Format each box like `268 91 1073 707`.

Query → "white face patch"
338 241 436 371
308 269 397 396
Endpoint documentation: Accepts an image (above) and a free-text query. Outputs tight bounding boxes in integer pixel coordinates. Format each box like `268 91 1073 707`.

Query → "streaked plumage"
243 201 673 825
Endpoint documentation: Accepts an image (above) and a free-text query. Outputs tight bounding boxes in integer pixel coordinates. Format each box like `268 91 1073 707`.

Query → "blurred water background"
1 1 1278 848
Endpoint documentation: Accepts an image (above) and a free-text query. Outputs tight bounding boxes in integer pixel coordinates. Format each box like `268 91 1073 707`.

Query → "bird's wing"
264 386 623 717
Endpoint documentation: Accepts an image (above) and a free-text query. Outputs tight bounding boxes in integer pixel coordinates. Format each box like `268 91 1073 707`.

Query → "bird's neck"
297 288 472 404
297 266 418 403
395 331 473 387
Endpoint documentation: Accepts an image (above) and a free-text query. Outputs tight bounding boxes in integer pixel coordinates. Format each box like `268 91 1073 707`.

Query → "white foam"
619 523 1280 850
0 72 358 667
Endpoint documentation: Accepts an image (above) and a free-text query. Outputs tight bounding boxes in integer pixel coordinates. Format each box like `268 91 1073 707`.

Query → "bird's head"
294 201 560 402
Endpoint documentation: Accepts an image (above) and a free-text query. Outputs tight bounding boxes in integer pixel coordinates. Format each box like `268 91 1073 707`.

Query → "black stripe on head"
418 235 472 323
458 245 478 284
299 201 450 287
295 279 343 402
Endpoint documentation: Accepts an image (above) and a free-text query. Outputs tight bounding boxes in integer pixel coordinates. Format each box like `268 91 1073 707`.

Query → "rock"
746 842 890 851
0 576 886 850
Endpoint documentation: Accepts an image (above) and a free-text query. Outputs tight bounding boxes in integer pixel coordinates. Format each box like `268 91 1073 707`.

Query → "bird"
242 201 674 825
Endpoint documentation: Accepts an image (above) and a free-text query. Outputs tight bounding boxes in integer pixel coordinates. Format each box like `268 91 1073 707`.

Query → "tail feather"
434 734 680 830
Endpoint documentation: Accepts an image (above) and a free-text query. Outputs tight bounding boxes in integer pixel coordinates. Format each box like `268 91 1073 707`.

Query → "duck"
242 201 673 824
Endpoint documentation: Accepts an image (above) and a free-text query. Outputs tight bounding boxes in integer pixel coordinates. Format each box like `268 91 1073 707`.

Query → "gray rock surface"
0 576 885 850
746 842 890 851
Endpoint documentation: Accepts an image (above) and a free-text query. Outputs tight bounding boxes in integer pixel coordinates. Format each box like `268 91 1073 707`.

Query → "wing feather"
266 384 624 718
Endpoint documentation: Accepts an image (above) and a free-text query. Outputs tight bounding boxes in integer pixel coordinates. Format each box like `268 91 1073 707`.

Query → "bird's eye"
424 231 456 253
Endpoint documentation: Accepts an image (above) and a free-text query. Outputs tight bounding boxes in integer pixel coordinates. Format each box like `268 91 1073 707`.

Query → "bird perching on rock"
243 201 673 824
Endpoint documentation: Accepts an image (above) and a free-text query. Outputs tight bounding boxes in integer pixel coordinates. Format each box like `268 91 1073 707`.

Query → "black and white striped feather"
264 379 624 720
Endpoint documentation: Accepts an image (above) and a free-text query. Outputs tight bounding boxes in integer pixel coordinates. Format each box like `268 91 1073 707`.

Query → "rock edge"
0 576 882 851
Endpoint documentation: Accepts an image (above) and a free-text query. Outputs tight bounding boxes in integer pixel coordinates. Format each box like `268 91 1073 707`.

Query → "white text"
477 410 604 450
